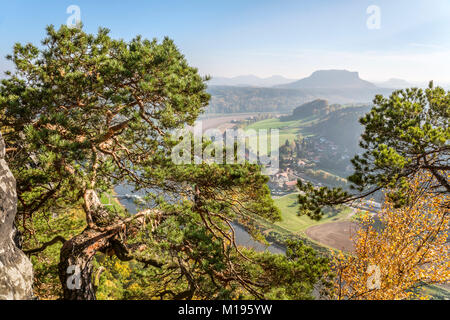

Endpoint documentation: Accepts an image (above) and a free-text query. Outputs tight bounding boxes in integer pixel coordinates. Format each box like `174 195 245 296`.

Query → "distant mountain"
374 78 412 89
206 70 395 114
277 70 376 89
208 75 295 87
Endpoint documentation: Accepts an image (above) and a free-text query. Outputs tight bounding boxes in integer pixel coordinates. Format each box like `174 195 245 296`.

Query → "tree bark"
57 189 162 300
58 228 114 300
58 190 120 300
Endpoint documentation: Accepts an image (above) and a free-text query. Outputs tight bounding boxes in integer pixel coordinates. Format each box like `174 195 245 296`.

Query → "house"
285 180 298 190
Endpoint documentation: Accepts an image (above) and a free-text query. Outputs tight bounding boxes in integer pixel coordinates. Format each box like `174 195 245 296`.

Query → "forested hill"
206 85 392 113
308 105 372 153
275 100 371 154
206 86 314 113
280 99 342 120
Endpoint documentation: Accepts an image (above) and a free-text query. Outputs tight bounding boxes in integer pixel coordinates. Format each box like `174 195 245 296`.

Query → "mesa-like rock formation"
0 132 34 299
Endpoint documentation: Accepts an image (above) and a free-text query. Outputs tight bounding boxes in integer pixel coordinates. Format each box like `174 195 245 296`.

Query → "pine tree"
0 25 330 300
297 83 449 220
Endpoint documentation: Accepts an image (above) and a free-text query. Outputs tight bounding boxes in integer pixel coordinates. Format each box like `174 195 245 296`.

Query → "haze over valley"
1 0 449 302
206 69 395 113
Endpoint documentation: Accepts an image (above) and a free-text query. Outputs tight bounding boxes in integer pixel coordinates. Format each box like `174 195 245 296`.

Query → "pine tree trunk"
58 229 112 300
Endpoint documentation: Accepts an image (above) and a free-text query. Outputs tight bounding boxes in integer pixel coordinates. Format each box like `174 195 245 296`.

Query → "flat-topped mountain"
277 70 377 89
206 70 395 113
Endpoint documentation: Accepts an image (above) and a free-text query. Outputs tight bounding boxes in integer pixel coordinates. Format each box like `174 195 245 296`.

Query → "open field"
272 193 450 298
197 112 284 132
273 192 360 253
305 221 358 253
199 113 257 132
273 193 353 234
246 115 319 147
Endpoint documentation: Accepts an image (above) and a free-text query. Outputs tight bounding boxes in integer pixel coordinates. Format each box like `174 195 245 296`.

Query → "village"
265 135 382 214
268 135 352 195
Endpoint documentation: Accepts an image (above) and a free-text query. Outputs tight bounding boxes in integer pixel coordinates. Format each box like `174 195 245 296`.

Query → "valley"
2 1 448 303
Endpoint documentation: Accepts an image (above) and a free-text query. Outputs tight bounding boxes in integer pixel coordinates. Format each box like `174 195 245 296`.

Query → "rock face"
0 133 34 299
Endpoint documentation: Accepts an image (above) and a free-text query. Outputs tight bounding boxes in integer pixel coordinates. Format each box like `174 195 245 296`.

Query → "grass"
246 115 318 131
272 193 450 300
273 192 353 234
245 116 319 151
246 115 450 301
246 116 353 235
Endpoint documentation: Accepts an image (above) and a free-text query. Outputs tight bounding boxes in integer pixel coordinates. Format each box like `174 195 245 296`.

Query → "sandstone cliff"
0 132 34 299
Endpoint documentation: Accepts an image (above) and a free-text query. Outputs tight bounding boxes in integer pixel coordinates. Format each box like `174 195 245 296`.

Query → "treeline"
206 85 393 114
280 99 341 121
207 86 313 113
308 105 371 153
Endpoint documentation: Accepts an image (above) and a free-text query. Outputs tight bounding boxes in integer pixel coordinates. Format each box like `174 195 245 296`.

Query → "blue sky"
1 0 450 83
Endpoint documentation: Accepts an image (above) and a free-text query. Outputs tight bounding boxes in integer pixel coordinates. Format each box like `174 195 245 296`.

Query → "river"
114 184 285 255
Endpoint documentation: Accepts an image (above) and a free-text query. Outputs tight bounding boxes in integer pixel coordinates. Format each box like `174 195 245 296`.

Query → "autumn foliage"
333 171 449 300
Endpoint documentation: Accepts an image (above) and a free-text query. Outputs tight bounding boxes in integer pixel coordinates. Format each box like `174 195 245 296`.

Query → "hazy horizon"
1 0 450 84
207 72 441 87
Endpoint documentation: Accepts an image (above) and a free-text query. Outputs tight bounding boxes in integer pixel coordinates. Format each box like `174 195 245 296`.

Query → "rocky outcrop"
0 133 34 299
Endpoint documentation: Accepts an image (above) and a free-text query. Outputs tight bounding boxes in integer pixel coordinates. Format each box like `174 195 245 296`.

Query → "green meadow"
245 115 319 151
273 193 352 234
